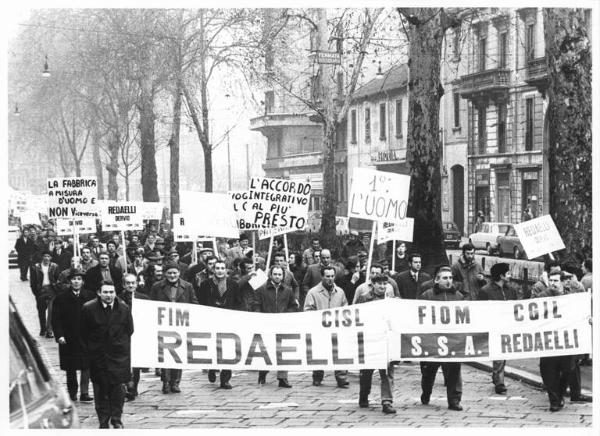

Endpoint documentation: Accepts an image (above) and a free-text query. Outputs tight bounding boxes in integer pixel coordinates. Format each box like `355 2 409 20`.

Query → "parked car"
8 225 19 268
442 221 462 248
9 297 79 429
469 222 512 255
497 224 527 259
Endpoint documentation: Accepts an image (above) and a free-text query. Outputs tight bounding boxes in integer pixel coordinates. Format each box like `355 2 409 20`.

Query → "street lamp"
376 61 384 77
13 103 20 116
42 54 51 78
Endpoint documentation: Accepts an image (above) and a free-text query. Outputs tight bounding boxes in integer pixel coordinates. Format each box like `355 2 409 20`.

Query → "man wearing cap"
149 262 198 394
166 248 189 278
57 256 82 293
341 231 365 260
353 263 396 304
192 254 218 296
52 268 96 402
51 238 72 272
355 272 397 414
80 283 134 429
85 252 123 294
183 247 212 282
338 258 361 304
30 250 60 338
478 263 518 394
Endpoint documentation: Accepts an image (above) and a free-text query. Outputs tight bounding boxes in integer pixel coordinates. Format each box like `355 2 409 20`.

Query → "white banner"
348 168 410 224
247 177 312 230
47 177 98 218
180 192 239 239
131 293 591 369
172 213 204 242
229 190 262 230
131 298 388 370
56 217 97 236
139 202 164 220
377 218 415 243
18 210 41 226
515 215 566 259
100 201 144 231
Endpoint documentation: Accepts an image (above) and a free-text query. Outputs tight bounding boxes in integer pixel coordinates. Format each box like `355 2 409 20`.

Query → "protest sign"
258 226 291 240
56 217 97 236
131 293 591 369
180 191 239 238
172 213 204 242
336 216 350 235
248 268 268 290
348 168 410 224
139 202 164 220
514 215 566 259
246 177 312 230
100 201 144 231
47 177 98 218
131 297 389 371
18 210 41 226
377 218 414 244
229 190 262 230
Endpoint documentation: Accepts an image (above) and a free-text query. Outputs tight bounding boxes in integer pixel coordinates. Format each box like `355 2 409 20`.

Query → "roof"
352 64 409 101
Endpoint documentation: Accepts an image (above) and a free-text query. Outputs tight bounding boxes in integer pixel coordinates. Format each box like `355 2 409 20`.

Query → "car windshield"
498 225 510 234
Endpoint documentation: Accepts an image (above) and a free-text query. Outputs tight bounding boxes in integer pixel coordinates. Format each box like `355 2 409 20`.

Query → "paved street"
9 268 593 429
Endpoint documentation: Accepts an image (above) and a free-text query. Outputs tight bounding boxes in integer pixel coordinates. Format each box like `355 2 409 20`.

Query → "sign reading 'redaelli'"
514 215 565 259
100 201 144 231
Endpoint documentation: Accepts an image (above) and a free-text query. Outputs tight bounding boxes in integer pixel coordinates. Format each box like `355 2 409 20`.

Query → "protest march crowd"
13 220 593 428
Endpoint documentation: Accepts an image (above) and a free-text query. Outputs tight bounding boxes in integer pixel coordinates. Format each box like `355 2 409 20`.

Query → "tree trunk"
125 171 130 201
139 76 160 202
106 136 119 200
402 8 450 273
92 132 105 200
320 122 338 248
544 9 592 260
170 79 182 215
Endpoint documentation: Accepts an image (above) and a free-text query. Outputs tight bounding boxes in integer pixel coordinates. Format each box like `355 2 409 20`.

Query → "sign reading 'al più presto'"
100 201 144 231
247 177 312 230
514 215 566 259
47 177 98 218
131 293 591 370
349 168 410 224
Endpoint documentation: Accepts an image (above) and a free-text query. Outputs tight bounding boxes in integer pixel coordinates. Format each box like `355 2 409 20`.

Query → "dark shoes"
420 393 430 405
80 394 94 403
208 370 217 383
550 404 562 412
312 380 322 386
359 396 369 408
45 332 54 339
162 383 170 394
278 378 292 388
571 394 592 403
382 403 396 414
337 380 349 388
258 373 266 385
39 330 46 337
220 382 233 389
69 394 77 402
170 384 181 393
448 403 463 411
495 385 507 395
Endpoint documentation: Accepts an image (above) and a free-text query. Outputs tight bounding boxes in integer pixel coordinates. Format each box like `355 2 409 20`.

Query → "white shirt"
41 264 50 286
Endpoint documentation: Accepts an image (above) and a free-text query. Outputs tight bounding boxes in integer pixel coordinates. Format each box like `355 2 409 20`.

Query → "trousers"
359 364 395 404
539 355 573 407
92 381 126 429
65 369 91 398
492 360 506 387
420 362 462 406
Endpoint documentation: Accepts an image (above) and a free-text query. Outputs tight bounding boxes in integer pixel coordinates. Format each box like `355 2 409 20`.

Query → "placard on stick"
47 177 98 218
56 217 97 236
514 215 565 259
179 192 239 239
100 201 144 231
377 218 415 244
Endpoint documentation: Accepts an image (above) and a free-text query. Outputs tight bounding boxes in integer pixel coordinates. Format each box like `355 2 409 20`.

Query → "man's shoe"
170 384 181 393
220 382 233 389
112 422 124 429
258 373 266 385
79 394 94 403
278 378 292 388
448 403 463 411
382 403 396 414
162 383 170 394
39 330 46 337
337 381 349 388
312 380 322 386
359 396 369 408
550 404 561 412
420 393 430 405
154 369 161 377
571 394 592 403
495 385 507 395
45 332 54 339
69 394 77 402
208 370 216 383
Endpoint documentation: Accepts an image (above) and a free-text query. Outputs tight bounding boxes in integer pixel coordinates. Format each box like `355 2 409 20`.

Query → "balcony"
458 68 511 103
525 57 549 96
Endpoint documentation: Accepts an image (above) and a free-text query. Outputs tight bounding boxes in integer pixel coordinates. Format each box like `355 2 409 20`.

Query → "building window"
264 90 274 113
364 107 371 142
477 105 486 154
496 172 511 223
497 103 507 153
522 173 539 218
379 103 386 139
478 36 487 72
525 98 534 151
350 109 357 144
395 99 403 137
499 32 508 68
526 24 535 61
453 92 461 128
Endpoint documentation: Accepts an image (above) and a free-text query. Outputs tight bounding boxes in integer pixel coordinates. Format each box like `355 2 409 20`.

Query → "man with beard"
451 243 486 300
52 268 95 403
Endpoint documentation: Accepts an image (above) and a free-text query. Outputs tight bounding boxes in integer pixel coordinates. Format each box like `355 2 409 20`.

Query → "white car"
469 222 512 255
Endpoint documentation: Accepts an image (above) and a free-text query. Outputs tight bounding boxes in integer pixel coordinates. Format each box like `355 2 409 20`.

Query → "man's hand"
58 337 67 345
351 271 360 284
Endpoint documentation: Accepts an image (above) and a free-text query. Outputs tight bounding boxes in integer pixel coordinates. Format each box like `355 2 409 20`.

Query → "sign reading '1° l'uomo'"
348 168 410 224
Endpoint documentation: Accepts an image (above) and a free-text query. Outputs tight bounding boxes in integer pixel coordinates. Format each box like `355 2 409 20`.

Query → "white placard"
248 268 269 290
18 210 41 226
377 218 415 243
228 190 262 230
348 168 410 224
172 213 204 242
139 202 164 220
247 177 312 230
336 216 350 235
100 201 144 231
180 191 239 239
514 215 566 259
56 217 97 235
47 177 98 218
258 227 292 240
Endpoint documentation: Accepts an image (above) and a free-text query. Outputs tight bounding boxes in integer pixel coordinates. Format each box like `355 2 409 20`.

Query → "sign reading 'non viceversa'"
348 168 410 224
47 177 98 218
247 177 312 230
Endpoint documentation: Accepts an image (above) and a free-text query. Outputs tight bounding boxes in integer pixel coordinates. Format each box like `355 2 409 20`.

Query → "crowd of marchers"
13 222 593 428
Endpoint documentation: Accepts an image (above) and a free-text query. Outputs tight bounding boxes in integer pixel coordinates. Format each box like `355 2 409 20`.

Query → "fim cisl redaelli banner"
131 293 591 369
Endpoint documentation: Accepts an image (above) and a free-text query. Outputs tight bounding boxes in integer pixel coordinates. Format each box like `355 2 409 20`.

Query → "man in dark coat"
197 259 241 388
301 249 342 304
149 262 198 394
272 252 300 305
15 227 36 281
396 253 431 299
52 268 95 402
30 250 60 337
80 283 134 429
85 252 123 294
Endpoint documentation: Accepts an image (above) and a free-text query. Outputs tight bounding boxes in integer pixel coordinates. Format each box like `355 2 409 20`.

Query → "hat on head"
560 271 573 280
147 253 164 261
490 262 510 277
167 247 179 255
350 230 359 236
164 261 180 272
199 247 213 253
68 268 85 280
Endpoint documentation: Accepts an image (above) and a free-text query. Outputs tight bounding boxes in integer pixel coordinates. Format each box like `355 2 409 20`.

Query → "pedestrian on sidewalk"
15 227 36 281
252 265 297 388
80 283 134 429
478 262 519 395
354 273 397 414
419 266 464 411
30 250 59 338
51 268 95 403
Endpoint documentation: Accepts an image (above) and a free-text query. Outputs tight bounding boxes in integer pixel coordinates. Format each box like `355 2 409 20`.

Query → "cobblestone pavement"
9 268 593 429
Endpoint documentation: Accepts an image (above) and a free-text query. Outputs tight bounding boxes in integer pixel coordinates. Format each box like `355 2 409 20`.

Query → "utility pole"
227 129 232 190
